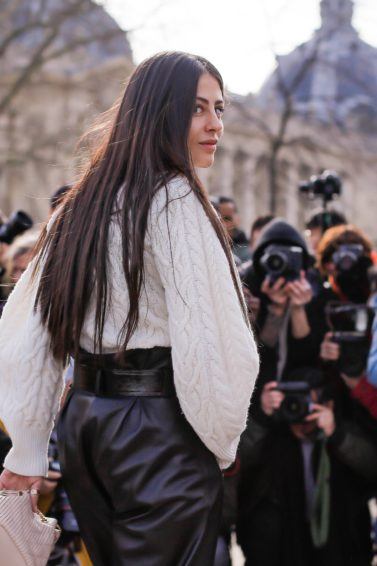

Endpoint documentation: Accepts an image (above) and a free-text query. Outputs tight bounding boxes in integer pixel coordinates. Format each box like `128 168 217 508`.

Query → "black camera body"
0 210 33 245
299 170 342 204
326 302 375 376
332 244 364 272
275 381 313 423
260 244 303 283
325 302 374 342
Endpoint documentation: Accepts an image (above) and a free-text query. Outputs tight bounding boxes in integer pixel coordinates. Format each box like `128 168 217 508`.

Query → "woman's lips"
199 141 217 152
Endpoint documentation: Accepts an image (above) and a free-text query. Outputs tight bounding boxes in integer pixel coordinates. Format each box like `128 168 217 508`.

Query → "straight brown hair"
34 51 249 363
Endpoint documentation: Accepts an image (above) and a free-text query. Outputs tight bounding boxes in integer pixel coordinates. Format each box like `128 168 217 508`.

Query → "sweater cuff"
3 420 51 477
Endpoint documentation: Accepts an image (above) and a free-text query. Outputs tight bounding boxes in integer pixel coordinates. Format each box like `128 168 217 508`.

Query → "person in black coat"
236 367 377 566
242 219 326 388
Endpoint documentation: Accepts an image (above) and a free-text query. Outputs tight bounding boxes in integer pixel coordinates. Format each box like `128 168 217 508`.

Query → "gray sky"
106 0 377 95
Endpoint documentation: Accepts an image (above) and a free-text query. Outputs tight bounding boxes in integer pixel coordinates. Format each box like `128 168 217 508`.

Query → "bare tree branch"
0 0 124 116
41 27 126 65
0 28 59 115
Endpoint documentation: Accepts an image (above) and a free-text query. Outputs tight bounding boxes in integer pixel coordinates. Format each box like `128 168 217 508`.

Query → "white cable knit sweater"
0 176 259 477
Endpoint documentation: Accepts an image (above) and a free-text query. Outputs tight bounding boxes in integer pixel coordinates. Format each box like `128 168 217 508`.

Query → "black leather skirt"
57 347 223 565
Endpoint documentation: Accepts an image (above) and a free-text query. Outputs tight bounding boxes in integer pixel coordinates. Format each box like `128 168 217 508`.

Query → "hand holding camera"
261 277 288 315
261 381 284 416
285 271 313 307
305 403 335 437
320 332 340 361
261 271 312 310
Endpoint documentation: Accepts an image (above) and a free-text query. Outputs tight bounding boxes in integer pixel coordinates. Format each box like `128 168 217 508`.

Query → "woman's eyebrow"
196 96 224 105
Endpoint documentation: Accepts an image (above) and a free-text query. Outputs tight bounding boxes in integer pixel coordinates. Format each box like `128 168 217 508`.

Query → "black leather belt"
73 362 175 398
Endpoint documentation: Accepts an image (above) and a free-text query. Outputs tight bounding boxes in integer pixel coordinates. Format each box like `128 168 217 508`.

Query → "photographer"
243 218 325 386
217 196 251 262
305 209 347 254
3 230 40 285
0 209 33 314
316 225 377 421
236 367 377 566
249 215 274 254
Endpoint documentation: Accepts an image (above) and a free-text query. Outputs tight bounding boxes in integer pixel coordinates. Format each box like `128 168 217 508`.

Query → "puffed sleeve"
0 252 65 477
149 177 259 468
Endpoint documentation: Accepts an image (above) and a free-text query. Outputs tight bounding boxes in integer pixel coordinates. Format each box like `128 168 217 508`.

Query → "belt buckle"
94 369 104 395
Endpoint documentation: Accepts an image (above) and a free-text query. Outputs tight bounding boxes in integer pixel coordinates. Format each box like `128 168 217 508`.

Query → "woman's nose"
205 111 223 133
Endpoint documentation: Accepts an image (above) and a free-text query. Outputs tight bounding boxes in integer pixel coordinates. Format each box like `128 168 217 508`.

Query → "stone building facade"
201 0 377 239
0 0 134 221
1 0 377 240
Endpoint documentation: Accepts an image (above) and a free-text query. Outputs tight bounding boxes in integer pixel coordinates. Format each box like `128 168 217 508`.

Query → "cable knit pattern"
149 178 259 468
0 176 259 476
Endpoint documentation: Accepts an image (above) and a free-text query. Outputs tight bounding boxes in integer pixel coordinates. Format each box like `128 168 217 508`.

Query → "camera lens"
281 395 309 423
266 252 285 272
338 254 356 271
286 397 302 417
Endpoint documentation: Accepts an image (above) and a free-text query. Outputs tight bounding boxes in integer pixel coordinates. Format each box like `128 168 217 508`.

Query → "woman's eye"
194 105 203 114
216 107 225 118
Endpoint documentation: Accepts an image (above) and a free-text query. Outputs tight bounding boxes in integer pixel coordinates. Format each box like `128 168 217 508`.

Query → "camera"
333 244 364 272
260 244 303 283
325 301 374 342
0 210 33 244
299 170 342 204
274 381 313 423
326 301 375 376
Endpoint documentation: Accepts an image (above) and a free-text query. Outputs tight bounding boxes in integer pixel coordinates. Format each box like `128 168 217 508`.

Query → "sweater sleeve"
149 177 259 468
0 256 64 477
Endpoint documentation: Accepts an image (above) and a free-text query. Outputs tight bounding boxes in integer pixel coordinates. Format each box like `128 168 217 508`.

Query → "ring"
29 489 40 496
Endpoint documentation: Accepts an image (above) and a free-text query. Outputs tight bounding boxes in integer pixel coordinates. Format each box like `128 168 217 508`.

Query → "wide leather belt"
73 364 176 397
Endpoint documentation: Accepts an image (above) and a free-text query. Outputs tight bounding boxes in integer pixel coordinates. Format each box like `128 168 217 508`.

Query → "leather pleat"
57 347 223 565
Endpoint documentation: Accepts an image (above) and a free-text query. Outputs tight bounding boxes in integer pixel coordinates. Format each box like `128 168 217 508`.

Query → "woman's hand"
0 469 43 512
261 277 288 314
261 381 284 416
305 403 336 437
320 332 340 361
285 271 313 307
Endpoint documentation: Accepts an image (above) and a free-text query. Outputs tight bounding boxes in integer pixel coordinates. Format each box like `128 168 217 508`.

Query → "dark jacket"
243 220 326 388
231 228 251 263
237 386 377 566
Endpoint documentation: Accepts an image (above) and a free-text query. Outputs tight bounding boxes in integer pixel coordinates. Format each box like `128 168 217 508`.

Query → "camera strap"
276 306 291 380
310 439 331 548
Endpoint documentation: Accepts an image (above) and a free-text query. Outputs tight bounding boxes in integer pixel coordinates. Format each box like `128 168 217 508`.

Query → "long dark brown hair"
34 51 248 363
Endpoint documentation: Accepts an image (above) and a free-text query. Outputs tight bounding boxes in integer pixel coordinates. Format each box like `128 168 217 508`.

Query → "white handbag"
0 490 61 566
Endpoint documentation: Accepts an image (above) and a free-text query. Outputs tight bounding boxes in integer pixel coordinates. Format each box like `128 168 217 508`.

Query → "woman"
0 52 259 565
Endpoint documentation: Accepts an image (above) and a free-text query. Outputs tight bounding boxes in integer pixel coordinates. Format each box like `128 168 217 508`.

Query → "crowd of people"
212 195 377 566
0 186 376 565
0 186 92 565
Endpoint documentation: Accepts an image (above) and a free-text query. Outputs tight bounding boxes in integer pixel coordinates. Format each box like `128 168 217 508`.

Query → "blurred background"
1 0 377 237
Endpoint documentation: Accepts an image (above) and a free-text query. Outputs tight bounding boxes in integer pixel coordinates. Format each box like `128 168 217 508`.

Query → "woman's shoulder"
152 175 192 203
150 175 196 219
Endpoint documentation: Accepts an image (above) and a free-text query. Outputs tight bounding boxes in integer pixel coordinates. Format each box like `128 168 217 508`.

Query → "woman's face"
11 250 32 283
188 72 224 168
